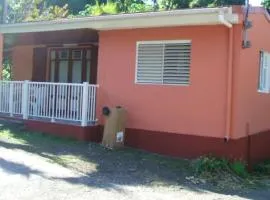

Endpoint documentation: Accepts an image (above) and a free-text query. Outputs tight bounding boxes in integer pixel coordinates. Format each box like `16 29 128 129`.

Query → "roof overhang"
0 7 239 34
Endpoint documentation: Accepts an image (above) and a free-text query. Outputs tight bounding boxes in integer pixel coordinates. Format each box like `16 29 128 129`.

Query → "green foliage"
190 0 244 8
230 160 248 178
262 0 270 8
46 0 95 14
79 1 119 16
6 0 70 22
2 57 12 80
253 160 270 174
192 156 230 174
193 155 248 178
4 0 247 23
79 0 153 16
30 4 69 21
158 0 190 10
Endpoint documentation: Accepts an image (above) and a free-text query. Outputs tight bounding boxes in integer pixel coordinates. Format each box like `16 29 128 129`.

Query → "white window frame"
258 50 270 93
135 40 192 86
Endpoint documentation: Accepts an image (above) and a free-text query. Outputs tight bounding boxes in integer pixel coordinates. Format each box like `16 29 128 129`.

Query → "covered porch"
0 81 98 126
0 29 100 134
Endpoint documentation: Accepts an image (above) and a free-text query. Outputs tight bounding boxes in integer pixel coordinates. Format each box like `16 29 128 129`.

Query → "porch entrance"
3 29 99 126
49 47 93 83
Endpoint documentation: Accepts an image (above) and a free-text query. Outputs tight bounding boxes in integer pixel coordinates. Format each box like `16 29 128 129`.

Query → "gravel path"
0 145 263 200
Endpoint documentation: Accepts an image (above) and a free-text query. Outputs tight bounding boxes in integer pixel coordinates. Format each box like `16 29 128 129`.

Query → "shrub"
230 161 248 178
253 160 270 174
193 155 248 178
192 155 229 174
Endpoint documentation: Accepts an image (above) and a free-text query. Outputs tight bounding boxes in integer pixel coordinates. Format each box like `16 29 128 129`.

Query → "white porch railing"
0 81 98 126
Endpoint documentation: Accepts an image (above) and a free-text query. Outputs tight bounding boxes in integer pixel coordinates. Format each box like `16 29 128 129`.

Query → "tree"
7 0 44 23
27 4 69 21
46 0 95 14
158 0 189 10
79 0 119 16
79 0 153 16
262 0 270 9
6 0 70 23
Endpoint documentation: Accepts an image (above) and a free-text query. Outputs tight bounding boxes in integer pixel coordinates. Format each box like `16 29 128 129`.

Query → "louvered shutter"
136 43 163 84
163 43 191 85
136 41 191 85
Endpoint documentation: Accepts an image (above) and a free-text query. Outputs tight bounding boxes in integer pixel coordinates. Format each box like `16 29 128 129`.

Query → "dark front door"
32 47 47 81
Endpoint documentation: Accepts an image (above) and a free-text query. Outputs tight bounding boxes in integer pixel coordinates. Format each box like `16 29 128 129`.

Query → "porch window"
49 48 92 83
259 51 270 93
136 40 191 85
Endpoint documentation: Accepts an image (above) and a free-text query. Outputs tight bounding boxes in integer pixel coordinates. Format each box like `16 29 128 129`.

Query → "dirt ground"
0 121 269 200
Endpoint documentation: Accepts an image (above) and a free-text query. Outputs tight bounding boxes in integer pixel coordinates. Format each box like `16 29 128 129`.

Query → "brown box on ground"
102 107 126 149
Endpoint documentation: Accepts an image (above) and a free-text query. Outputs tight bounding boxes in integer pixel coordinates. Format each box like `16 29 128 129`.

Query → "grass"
0 122 270 192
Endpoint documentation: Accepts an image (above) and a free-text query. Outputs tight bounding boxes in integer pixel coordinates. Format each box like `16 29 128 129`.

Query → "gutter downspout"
219 14 234 141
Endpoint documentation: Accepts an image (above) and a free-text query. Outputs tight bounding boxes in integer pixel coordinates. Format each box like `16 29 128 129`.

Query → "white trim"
136 40 192 45
258 50 270 94
135 82 190 86
0 7 239 34
218 15 232 28
135 42 139 84
258 89 270 94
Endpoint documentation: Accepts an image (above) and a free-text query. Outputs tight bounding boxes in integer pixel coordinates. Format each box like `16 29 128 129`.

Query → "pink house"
0 6 270 165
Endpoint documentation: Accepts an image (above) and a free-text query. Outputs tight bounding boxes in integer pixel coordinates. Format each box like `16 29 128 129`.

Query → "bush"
253 160 270 174
192 155 229 174
230 161 248 178
193 155 248 178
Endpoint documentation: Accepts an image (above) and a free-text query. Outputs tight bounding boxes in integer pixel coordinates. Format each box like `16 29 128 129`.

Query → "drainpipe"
219 14 234 141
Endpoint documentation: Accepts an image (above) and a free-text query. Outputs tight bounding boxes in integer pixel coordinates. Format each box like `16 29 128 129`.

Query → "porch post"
22 80 29 119
81 82 89 127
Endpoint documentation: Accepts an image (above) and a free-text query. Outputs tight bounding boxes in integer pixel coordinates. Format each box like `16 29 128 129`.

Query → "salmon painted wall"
232 10 270 139
97 25 231 138
12 45 34 80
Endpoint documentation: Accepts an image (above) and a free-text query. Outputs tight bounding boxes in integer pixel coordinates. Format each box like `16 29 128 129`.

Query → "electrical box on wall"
242 40 251 49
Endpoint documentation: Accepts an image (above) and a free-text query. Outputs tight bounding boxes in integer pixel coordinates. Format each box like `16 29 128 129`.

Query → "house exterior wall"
97 25 231 139
12 45 34 80
232 9 270 139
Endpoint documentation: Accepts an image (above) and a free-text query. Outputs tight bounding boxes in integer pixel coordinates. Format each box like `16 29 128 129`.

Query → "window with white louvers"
136 41 191 85
259 51 270 93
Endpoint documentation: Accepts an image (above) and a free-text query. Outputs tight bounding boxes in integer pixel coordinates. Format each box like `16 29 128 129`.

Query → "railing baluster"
51 84 56 122
93 86 97 122
0 81 98 124
22 80 29 120
9 82 14 117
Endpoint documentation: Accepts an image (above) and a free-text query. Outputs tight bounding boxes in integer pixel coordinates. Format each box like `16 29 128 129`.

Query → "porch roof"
0 7 240 34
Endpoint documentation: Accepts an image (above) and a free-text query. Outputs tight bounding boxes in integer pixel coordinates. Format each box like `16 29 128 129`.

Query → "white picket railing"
0 81 98 126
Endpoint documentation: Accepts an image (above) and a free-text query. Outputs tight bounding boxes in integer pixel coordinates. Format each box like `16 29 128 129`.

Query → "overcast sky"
249 0 262 6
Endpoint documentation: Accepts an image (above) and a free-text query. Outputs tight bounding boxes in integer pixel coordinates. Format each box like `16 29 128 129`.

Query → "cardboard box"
102 107 126 149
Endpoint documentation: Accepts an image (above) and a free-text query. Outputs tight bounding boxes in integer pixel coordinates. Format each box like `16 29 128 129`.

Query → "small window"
86 50 91 59
50 50 56 60
59 50 69 59
136 40 191 85
259 51 270 93
72 50 82 59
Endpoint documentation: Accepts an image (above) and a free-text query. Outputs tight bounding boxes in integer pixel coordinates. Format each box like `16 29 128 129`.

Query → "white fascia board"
0 7 239 34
